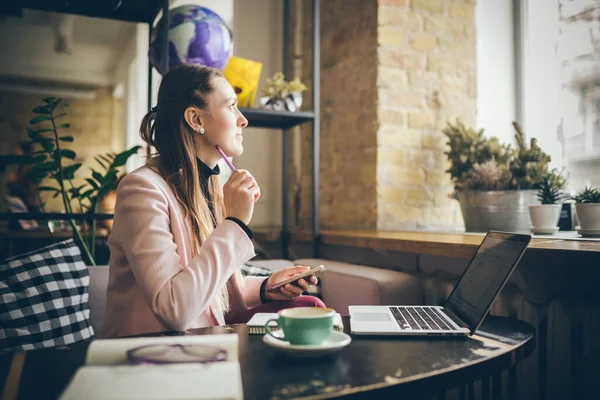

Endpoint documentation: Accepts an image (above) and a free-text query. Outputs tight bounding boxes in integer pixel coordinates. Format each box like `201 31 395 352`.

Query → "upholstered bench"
294 258 423 316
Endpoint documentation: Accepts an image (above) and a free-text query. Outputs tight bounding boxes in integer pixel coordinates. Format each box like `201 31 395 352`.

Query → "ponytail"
139 109 157 148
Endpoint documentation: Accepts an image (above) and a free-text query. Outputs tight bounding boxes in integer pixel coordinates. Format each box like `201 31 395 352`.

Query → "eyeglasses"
126 344 228 365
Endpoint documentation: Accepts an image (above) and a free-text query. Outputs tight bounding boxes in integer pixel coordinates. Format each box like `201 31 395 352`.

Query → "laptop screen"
444 232 531 331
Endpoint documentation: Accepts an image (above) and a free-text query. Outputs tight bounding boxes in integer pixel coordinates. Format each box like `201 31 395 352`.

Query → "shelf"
239 108 315 130
15 0 163 23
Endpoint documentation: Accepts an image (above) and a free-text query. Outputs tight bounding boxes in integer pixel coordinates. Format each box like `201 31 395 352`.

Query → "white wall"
476 0 517 145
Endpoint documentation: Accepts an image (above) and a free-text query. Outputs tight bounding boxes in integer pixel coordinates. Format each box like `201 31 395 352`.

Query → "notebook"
59 334 242 400
247 312 344 334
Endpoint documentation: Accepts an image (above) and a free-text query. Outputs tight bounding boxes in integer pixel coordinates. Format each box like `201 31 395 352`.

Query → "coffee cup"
264 307 335 345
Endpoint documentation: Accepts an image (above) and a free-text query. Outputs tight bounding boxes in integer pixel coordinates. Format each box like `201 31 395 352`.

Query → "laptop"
349 231 532 336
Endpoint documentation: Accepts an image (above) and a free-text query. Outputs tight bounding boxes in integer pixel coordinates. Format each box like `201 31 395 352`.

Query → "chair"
87 266 110 336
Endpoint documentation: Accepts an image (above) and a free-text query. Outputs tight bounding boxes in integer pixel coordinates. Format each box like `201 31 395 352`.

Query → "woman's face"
201 76 248 157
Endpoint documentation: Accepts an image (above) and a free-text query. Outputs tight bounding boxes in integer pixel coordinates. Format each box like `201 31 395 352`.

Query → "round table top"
0 315 535 399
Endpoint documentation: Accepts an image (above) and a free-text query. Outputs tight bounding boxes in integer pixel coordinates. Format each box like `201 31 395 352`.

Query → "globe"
149 5 232 76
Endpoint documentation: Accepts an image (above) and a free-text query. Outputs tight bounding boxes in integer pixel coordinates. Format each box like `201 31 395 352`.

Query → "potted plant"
259 72 307 112
443 119 552 233
569 186 600 236
0 97 140 264
528 169 567 234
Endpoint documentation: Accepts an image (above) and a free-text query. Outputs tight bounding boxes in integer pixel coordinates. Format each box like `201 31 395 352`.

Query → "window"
524 0 600 189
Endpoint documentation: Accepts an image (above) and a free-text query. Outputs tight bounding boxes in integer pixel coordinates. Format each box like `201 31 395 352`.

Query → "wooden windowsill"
252 227 600 259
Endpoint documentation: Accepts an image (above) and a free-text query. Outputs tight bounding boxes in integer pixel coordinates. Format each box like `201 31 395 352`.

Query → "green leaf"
41 140 55 153
0 154 32 166
96 187 111 202
27 128 54 134
30 115 51 124
27 129 45 141
94 156 107 169
112 146 141 168
32 106 49 114
85 178 100 190
92 171 104 185
56 123 70 129
28 169 50 182
80 189 95 199
54 112 67 119
35 161 58 171
52 191 61 198
59 136 74 142
62 163 82 180
60 149 76 159
99 154 112 164
38 186 58 192
43 97 56 104
33 155 47 163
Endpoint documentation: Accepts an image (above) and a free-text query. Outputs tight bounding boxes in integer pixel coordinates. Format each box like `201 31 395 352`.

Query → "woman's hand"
223 169 261 225
263 266 319 301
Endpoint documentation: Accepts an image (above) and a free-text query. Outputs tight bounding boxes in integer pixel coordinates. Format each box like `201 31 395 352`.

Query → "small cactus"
537 169 567 204
569 187 600 204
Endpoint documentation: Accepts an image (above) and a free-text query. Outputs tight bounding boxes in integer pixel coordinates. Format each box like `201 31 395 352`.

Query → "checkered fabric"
240 263 273 277
0 239 94 353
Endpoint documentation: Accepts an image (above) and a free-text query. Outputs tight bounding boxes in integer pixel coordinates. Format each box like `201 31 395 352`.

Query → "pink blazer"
101 166 263 338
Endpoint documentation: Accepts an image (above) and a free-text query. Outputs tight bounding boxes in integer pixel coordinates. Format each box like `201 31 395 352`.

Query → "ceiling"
0 9 137 86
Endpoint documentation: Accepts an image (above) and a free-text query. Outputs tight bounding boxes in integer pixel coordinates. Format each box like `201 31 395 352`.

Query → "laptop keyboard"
389 306 458 331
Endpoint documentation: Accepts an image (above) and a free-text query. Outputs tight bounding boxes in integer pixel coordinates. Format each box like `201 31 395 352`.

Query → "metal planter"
457 190 540 233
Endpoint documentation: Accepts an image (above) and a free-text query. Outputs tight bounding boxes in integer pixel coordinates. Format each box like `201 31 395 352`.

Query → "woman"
101 64 324 338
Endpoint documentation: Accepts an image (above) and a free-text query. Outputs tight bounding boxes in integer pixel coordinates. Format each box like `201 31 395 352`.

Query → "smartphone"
265 265 326 293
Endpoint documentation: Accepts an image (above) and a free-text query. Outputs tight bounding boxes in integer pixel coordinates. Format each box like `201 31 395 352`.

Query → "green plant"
261 72 307 100
464 159 512 191
509 122 551 190
0 97 140 265
569 186 600 204
443 119 554 192
537 169 567 204
442 119 511 190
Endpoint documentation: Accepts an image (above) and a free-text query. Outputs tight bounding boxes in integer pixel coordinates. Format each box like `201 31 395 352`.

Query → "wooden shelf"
253 229 600 258
239 108 314 130
17 0 162 23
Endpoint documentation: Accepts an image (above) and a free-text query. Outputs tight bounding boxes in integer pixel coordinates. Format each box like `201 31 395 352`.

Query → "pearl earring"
200 128 205 135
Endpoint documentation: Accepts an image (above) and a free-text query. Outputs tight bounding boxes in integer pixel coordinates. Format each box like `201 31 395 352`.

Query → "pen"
215 145 236 171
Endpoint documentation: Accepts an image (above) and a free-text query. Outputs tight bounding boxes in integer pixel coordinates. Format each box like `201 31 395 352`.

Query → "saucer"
263 330 352 358
576 228 600 238
531 226 559 235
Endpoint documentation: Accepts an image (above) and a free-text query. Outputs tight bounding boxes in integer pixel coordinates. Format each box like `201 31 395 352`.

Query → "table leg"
467 382 475 400
492 372 503 400
508 365 517 399
482 376 491 400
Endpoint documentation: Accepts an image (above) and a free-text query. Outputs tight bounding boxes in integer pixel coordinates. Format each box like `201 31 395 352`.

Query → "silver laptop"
349 231 532 336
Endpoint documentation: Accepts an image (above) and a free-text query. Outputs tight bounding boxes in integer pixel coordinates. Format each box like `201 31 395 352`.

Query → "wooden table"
0 316 535 399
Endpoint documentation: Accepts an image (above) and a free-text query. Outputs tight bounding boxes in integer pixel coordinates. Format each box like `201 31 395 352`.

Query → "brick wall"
0 87 121 212
291 0 476 231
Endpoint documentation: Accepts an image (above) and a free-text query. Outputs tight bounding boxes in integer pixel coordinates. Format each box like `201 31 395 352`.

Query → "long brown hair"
139 64 241 313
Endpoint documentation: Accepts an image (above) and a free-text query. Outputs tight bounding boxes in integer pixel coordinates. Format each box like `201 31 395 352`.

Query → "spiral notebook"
247 312 344 334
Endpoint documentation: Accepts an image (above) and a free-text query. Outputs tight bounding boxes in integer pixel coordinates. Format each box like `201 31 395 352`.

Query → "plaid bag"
0 239 94 353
